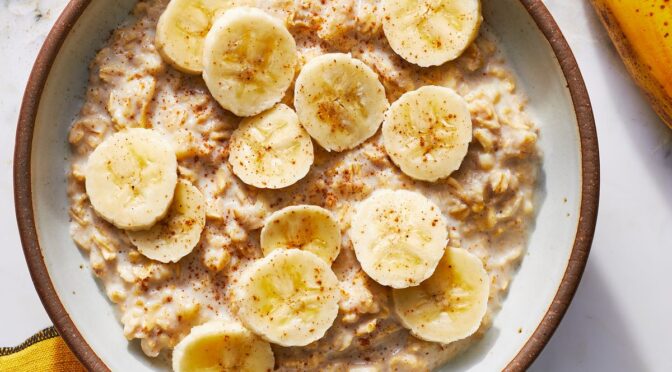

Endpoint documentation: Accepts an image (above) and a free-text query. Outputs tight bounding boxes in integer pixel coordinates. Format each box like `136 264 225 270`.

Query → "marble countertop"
1 0 670 370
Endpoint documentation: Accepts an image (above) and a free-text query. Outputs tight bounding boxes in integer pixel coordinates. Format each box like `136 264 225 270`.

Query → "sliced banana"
260 205 341 263
234 249 340 346
350 189 447 288
172 320 274 372
127 180 206 263
203 7 297 117
382 85 472 182
393 247 490 344
381 0 482 67
156 0 232 74
228 104 314 189
294 53 389 152
85 128 177 231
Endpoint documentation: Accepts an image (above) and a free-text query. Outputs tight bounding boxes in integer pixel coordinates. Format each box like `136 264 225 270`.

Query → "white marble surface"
1 0 670 370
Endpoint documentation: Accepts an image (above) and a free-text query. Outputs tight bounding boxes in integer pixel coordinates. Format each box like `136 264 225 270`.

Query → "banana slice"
228 104 314 189
393 247 490 344
156 0 232 74
85 128 177 231
350 189 447 288
260 205 341 263
294 53 389 152
203 7 297 117
234 249 340 346
127 180 206 263
381 0 482 66
382 85 472 182
172 320 274 372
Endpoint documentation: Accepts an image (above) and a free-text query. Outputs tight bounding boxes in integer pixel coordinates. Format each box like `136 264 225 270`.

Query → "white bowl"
14 0 599 370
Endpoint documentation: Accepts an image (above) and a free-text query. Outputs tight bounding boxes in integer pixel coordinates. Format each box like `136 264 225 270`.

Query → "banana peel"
590 0 672 129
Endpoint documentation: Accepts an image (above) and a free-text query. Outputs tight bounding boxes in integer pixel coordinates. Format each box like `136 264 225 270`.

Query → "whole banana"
591 0 672 129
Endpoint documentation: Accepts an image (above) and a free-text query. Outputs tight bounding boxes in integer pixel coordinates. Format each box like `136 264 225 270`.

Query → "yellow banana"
591 0 672 129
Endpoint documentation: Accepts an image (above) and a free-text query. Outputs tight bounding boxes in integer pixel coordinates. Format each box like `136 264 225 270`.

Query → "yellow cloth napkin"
0 327 85 371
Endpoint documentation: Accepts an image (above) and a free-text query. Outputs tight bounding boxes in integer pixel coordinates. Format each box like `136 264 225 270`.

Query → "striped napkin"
0 327 84 371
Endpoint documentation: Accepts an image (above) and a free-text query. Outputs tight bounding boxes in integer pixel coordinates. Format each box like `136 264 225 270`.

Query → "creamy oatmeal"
67 0 541 370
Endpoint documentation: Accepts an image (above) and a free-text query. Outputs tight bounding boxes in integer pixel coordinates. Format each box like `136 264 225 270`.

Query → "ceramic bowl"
14 0 599 370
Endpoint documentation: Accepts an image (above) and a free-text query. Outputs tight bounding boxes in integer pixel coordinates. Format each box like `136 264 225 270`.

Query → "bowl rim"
13 0 599 370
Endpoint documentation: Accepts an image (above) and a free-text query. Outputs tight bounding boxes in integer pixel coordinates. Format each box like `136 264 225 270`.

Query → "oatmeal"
67 0 541 370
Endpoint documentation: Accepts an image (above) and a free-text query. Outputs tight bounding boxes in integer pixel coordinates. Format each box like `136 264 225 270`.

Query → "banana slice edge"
260 204 342 263
350 189 448 288
84 128 178 231
234 249 341 346
172 319 275 372
127 179 206 263
203 6 298 117
294 53 389 152
228 104 314 189
392 246 490 344
382 85 473 182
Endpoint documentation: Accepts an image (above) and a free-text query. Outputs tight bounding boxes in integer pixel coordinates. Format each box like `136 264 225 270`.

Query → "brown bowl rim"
13 0 599 370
